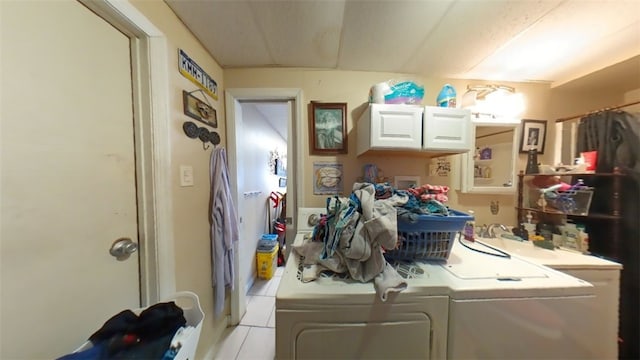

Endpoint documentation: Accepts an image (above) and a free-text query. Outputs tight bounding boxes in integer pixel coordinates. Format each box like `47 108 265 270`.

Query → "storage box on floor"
257 234 279 280
70 292 203 360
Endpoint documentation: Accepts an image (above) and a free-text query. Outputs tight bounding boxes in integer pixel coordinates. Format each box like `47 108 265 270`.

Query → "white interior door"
1 1 140 358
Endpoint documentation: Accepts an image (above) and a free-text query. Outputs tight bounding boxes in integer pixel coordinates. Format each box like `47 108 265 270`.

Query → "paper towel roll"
370 82 391 104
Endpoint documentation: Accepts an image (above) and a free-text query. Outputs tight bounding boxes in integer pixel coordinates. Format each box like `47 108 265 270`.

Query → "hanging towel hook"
182 121 220 151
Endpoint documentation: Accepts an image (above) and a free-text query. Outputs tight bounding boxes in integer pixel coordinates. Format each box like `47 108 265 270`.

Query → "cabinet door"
369 104 423 150
461 122 520 194
423 107 471 151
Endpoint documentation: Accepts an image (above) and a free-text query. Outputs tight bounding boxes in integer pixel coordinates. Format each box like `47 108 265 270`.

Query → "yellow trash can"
257 239 278 280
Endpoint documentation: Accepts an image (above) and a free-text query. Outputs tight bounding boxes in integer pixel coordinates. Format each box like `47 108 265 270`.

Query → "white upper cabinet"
356 104 423 155
423 107 471 152
357 104 471 156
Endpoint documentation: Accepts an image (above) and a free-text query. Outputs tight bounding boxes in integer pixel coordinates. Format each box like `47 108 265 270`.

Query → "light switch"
180 165 194 187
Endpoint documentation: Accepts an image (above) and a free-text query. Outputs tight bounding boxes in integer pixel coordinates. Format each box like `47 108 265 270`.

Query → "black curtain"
576 110 640 359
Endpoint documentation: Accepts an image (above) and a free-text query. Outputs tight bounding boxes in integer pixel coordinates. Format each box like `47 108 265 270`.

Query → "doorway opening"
225 88 303 325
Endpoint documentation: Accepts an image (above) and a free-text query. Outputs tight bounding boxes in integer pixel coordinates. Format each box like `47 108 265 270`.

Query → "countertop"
476 237 622 270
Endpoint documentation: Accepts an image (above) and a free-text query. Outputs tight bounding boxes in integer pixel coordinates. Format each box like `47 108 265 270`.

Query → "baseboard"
245 273 256 294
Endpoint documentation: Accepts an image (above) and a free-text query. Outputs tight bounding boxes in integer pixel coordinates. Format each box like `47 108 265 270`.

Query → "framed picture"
394 176 421 190
313 162 343 194
519 119 547 154
183 90 217 128
309 102 347 155
275 158 287 177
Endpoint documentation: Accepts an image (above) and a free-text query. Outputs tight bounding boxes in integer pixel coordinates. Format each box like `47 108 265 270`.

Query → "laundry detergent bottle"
437 84 457 107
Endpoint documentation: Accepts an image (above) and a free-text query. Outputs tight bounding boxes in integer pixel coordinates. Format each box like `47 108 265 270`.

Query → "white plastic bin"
74 291 204 360
165 291 204 360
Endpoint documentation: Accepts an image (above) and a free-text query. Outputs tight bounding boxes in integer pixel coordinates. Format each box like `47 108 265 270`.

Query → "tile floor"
213 266 284 360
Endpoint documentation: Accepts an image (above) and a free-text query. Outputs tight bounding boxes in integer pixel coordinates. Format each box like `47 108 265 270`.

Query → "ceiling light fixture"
461 84 525 119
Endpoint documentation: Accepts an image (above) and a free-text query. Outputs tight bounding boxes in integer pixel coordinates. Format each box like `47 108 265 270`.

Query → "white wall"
239 103 287 293
127 1 228 356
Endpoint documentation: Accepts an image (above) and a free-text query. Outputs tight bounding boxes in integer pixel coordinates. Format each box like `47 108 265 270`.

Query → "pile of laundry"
57 302 194 360
293 182 453 300
374 182 450 222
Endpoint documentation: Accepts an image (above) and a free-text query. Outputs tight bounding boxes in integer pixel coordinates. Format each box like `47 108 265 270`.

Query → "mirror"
460 121 520 194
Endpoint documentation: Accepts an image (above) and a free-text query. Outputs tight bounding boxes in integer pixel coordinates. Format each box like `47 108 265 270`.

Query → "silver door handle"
110 237 138 261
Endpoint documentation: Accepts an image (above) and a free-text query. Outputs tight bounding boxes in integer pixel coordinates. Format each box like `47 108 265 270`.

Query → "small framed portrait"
394 176 421 190
519 119 547 154
183 90 217 128
309 102 347 155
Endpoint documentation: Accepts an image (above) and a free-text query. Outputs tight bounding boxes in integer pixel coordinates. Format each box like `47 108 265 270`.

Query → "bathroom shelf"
516 167 625 255
515 206 621 220
517 168 624 220
519 172 624 177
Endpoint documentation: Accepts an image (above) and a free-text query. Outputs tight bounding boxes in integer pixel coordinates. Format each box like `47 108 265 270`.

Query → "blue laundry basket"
384 209 473 261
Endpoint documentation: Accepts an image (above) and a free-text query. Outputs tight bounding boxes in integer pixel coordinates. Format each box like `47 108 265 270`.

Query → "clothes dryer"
277 208 449 359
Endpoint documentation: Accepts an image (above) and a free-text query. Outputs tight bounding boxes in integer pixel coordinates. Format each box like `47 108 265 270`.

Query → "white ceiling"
166 0 640 88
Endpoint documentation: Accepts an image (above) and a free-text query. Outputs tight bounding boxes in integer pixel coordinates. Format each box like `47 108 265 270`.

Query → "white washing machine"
276 208 598 359
443 241 602 359
478 237 622 358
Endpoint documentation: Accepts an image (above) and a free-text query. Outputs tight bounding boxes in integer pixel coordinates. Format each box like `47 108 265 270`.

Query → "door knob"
110 237 138 261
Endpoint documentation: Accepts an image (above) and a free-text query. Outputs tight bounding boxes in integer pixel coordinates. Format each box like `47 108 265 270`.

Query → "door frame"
80 0 175 304
225 88 303 324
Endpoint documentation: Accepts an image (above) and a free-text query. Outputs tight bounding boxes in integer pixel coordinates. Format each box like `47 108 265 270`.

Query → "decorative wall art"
309 102 347 155
178 49 218 100
276 157 287 177
429 157 451 177
313 162 343 194
519 119 547 154
269 148 286 176
183 90 217 128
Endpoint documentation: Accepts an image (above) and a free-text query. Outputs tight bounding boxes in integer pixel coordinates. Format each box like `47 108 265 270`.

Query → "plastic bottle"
463 210 475 241
437 84 457 108
576 224 589 253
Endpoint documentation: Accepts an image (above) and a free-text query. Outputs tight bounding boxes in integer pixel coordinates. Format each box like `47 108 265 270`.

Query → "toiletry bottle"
463 210 475 241
525 148 539 174
576 224 589 253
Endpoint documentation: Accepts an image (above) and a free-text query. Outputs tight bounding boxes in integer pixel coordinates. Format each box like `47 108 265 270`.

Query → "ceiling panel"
338 0 452 72
166 0 640 87
466 0 640 84
405 0 563 77
545 21 640 87
248 1 346 68
167 0 273 67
